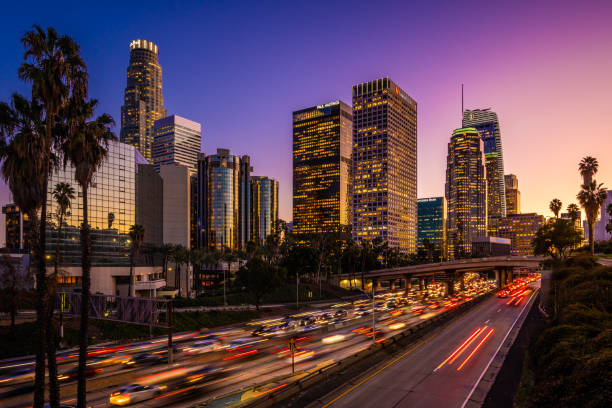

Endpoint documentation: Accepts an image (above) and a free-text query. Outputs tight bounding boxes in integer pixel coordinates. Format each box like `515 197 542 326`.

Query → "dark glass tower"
352 78 417 253
462 109 505 235
445 127 487 258
292 101 352 235
417 197 447 259
197 149 251 250
250 176 279 244
121 39 167 163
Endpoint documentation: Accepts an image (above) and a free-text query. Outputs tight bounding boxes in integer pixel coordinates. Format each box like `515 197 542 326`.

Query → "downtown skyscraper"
292 101 353 235
462 109 505 235
251 176 279 244
352 78 417 253
152 115 201 175
445 127 487 258
120 39 167 163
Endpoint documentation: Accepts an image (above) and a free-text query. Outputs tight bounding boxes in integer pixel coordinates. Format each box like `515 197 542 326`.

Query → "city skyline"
1 0 612 237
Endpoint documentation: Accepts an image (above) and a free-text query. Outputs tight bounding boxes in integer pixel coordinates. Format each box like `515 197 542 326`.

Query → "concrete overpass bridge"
332 256 545 295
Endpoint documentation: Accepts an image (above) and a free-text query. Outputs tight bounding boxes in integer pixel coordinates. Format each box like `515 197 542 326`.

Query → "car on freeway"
57 366 102 382
497 290 509 298
122 352 167 367
109 383 165 405
0 368 35 386
184 339 224 355
333 309 348 318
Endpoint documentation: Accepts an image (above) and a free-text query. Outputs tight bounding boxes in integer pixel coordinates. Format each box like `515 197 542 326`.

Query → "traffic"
0 273 526 408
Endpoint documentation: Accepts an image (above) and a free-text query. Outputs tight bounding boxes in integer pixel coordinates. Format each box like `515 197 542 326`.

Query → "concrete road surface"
313 282 539 408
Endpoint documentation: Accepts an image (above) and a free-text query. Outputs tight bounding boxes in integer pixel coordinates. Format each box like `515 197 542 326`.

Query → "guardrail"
195 291 495 408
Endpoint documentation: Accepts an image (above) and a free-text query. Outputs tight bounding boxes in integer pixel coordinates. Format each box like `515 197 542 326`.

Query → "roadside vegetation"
516 255 612 407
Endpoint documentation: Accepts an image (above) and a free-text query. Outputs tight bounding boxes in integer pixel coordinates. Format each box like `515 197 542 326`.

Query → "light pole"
355 282 376 345
296 273 299 311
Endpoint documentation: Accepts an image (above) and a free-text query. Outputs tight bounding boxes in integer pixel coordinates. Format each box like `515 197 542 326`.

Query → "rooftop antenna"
461 83 464 120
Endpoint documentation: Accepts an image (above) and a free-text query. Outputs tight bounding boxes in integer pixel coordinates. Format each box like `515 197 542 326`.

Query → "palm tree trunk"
128 253 134 297
48 215 63 408
77 186 91 408
589 221 595 256
33 178 47 408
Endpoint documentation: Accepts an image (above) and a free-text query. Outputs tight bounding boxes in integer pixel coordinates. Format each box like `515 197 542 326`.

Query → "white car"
109 384 164 405
184 339 224 355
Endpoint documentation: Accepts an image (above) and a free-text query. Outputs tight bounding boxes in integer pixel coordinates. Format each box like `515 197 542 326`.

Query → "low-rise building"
498 213 546 256
471 236 511 257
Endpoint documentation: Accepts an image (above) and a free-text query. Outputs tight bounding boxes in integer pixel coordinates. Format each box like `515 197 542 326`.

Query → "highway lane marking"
319 304 480 408
460 288 538 408
484 319 490 325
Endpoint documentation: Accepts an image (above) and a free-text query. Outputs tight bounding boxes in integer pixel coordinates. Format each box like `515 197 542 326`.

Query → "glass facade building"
152 115 201 176
120 39 167 163
352 78 418 253
417 197 447 259
504 174 521 215
197 149 251 250
292 101 352 235
45 140 137 265
445 127 487 258
250 176 279 244
2 204 31 252
498 213 545 256
463 109 506 235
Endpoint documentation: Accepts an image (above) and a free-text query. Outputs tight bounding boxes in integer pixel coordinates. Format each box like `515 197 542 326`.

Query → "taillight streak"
223 349 258 361
435 327 484 371
456 328 495 371
447 326 487 365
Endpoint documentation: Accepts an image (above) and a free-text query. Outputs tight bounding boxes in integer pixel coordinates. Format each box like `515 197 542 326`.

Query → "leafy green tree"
237 257 286 310
533 218 583 260
128 224 145 297
578 156 599 185
577 181 607 255
549 198 563 218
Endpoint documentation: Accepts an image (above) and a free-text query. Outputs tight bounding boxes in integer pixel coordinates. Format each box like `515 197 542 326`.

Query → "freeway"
311 281 539 408
0 274 520 407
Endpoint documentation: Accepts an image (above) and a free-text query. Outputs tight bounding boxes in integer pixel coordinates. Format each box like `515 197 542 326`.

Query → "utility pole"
289 337 296 373
167 301 174 364
372 281 376 344
296 274 299 311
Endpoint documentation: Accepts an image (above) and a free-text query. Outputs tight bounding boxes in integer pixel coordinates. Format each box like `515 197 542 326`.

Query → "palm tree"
222 249 238 305
63 99 113 408
577 182 608 256
549 198 562 218
49 182 74 401
17 26 86 408
158 243 174 280
579 156 599 186
566 203 581 224
0 93 48 407
170 245 187 296
128 224 145 297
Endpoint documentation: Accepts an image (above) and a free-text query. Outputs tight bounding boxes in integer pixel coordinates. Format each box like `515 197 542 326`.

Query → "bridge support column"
446 270 456 296
419 277 425 293
460 272 466 291
495 269 501 289
404 276 412 295
507 268 513 283
390 279 396 290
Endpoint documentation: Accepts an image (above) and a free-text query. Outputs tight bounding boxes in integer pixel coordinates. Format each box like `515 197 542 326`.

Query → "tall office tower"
498 213 546 255
250 176 279 244
463 109 506 235
445 127 488 258
153 115 201 175
120 39 167 162
160 164 191 248
417 197 447 260
593 190 612 241
197 149 252 250
292 101 352 235
352 78 417 253
504 174 521 215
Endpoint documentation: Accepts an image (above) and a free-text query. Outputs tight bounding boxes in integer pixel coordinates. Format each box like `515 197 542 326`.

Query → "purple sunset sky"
1 0 612 244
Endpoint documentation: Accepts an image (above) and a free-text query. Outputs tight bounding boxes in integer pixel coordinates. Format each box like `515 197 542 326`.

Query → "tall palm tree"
549 198 562 218
158 243 174 280
170 245 187 296
17 26 87 408
128 224 145 297
577 182 608 256
578 156 599 186
63 99 113 408
0 93 48 407
566 203 581 224
48 182 74 403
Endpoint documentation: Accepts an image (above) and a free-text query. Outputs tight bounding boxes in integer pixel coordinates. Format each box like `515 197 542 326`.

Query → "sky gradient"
1 0 612 244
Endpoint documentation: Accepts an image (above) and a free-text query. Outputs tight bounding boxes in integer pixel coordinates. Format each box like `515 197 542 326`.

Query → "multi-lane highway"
0 274 530 408
309 281 539 408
